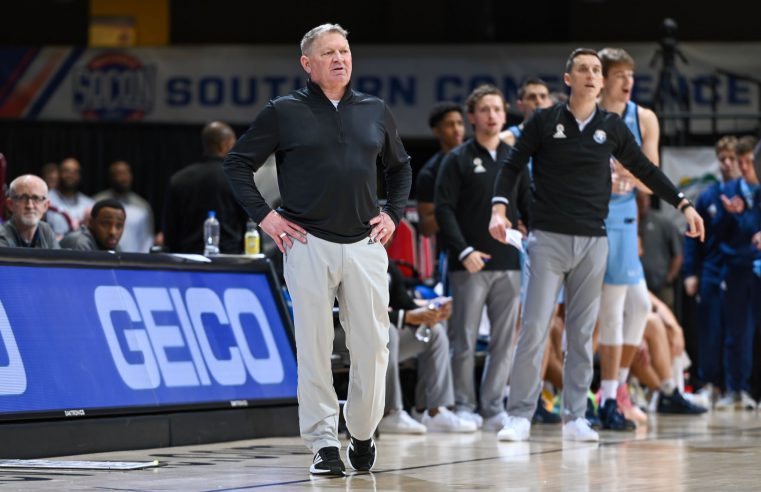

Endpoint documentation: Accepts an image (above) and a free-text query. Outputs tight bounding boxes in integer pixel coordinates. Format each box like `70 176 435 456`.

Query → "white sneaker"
455 410 483 429
410 408 424 423
715 391 738 411
563 418 599 442
686 386 713 410
423 407 477 433
378 410 427 434
482 411 510 432
497 416 531 442
739 391 757 411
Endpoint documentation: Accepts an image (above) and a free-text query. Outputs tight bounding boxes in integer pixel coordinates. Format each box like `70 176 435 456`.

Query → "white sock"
660 378 676 395
601 380 618 403
618 368 630 385
672 356 685 393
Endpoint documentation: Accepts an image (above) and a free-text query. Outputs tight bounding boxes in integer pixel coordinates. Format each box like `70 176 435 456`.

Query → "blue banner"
0 265 297 417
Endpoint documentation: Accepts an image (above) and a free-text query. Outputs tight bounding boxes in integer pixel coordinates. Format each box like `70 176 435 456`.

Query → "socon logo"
72 52 156 120
0 300 27 395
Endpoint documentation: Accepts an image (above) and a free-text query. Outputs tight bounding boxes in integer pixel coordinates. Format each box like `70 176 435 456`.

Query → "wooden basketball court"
1 411 758 490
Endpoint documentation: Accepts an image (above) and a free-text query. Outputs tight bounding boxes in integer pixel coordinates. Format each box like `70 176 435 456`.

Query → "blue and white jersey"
604 100 645 285
607 101 641 221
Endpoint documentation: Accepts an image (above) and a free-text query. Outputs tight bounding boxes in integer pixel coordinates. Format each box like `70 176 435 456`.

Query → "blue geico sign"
0 266 297 417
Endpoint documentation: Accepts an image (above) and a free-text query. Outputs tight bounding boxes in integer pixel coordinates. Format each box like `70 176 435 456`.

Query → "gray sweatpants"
507 230 608 421
385 323 454 412
284 233 390 453
449 270 522 418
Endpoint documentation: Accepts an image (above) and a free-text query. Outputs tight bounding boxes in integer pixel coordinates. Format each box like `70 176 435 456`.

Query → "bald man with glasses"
0 175 60 249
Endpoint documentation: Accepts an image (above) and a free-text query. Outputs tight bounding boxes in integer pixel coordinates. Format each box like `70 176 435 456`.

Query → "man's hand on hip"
260 210 307 253
369 211 395 245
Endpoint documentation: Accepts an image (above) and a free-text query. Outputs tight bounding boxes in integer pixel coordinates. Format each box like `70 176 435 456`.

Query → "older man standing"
224 24 411 475
0 175 59 248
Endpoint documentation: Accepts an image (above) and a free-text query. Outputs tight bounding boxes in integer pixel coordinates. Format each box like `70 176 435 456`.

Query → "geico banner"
1 43 759 136
0 265 297 418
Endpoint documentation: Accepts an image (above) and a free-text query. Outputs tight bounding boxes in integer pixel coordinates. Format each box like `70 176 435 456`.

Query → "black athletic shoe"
310 446 345 476
657 390 708 415
346 436 376 472
599 399 636 430
533 397 562 424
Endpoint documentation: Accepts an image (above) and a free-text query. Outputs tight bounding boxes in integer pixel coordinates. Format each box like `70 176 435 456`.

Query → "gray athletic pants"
449 270 521 418
507 230 608 421
385 323 454 412
284 233 390 452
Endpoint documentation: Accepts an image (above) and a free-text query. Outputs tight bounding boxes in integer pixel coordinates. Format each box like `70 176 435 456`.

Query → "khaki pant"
284 233 389 452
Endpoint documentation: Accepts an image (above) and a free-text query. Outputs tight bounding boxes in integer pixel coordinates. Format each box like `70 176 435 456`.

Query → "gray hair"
300 23 349 55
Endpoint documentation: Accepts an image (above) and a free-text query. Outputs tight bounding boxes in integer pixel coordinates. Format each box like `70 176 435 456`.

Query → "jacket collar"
306 78 354 105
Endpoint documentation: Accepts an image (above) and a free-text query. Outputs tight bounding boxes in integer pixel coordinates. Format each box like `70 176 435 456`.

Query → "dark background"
3 0 760 46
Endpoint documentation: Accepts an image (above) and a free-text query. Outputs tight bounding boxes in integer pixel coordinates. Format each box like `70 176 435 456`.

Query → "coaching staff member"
224 24 412 476
489 48 703 443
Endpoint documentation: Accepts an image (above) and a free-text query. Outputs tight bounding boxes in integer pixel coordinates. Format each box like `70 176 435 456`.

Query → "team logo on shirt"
553 124 566 139
708 203 717 218
593 130 607 144
473 157 486 173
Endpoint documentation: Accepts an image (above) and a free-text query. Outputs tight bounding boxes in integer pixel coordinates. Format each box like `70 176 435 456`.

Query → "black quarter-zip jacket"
493 103 684 237
224 80 412 243
435 138 531 271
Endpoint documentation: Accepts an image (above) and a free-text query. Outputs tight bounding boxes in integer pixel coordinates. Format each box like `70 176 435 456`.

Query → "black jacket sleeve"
516 167 532 228
612 118 684 208
493 112 541 203
380 105 413 225
434 152 469 259
223 102 280 224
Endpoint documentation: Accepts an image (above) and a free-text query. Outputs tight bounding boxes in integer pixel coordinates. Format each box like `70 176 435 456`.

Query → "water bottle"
415 300 440 343
244 219 260 255
203 211 220 256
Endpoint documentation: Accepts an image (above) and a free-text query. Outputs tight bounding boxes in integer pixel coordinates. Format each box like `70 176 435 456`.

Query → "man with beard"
47 158 94 236
60 198 126 252
0 175 59 248
94 161 155 252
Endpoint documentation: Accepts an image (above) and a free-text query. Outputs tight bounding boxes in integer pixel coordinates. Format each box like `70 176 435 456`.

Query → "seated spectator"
48 158 94 236
60 199 125 251
379 258 476 434
94 160 155 252
0 175 59 249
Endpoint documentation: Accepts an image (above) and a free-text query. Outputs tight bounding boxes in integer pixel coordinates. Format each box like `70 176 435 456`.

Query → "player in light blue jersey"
597 48 705 429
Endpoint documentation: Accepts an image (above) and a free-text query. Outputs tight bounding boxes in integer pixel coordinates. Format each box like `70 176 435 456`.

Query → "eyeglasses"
10 194 47 204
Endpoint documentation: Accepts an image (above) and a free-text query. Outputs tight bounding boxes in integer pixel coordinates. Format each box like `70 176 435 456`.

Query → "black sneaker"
533 396 562 424
310 446 345 476
599 399 636 430
346 436 376 472
657 390 708 415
